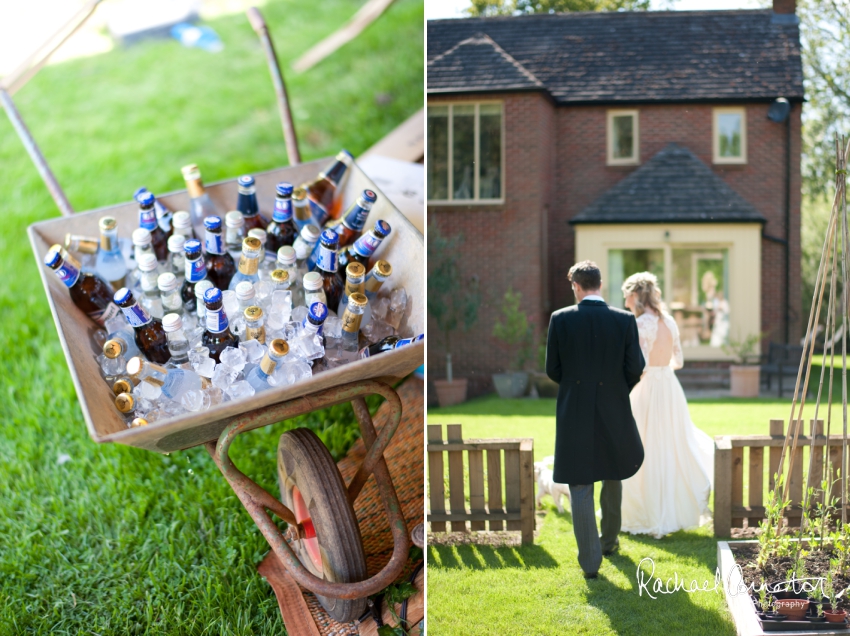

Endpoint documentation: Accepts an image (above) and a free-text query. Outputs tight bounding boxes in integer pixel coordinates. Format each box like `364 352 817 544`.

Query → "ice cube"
195 357 216 378
212 363 240 389
266 309 286 332
161 399 186 417
256 280 274 302
283 321 299 340
386 288 407 329
189 346 210 366
219 346 247 372
145 408 164 423
105 314 127 335
239 339 266 364
272 290 292 310
205 386 223 406
294 334 324 361
226 380 255 401
286 360 313 383
138 379 163 401
372 295 390 321
291 305 308 324
362 318 395 344
324 315 343 339
180 389 210 412
222 290 239 322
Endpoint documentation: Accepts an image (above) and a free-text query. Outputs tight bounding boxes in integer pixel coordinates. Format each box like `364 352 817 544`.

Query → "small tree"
492 288 534 371
722 332 764 365
427 223 481 381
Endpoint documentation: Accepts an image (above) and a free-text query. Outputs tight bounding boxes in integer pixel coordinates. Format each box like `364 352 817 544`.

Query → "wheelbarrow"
6 3 423 626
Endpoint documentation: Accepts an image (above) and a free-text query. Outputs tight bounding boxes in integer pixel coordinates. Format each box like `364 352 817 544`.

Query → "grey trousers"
568 480 621 574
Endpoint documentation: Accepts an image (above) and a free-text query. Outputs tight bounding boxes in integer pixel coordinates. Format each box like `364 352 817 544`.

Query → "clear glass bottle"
130 228 154 288
225 210 246 260
243 305 266 344
182 164 223 238
302 150 352 225
136 191 169 262
312 229 344 312
115 392 136 422
201 287 238 363
303 301 329 337
228 236 262 290
340 292 367 352
162 313 191 367
43 245 121 326
236 175 270 232
266 182 298 252
167 234 186 284
203 216 236 290
138 253 164 319
192 280 214 340
338 262 366 315
172 211 195 240
103 328 142 361
235 280 256 313
270 269 291 292
245 339 289 393
362 260 392 327
276 246 302 307
248 228 276 278
113 287 170 363
303 272 327 309
296 224 322 274
126 355 201 400
96 216 128 291
180 239 207 314
158 272 183 315
292 186 311 232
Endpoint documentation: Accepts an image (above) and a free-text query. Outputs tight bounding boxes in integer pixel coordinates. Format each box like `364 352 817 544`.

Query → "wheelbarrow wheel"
278 428 368 623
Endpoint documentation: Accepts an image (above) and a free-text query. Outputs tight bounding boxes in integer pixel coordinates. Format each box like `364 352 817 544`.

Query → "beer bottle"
203 216 236 290
335 190 378 247
312 229 344 311
243 305 266 344
302 150 352 226
181 239 207 313
182 164 222 238
114 287 170 364
134 187 173 236
361 260 392 327
339 292 368 352
292 186 311 231
338 261 366 315
359 334 424 359
137 191 169 262
245 338 289 393
337 220 391 278
228 236 262 290
201 287 238 363
236 175 270 232
95 216 128 291
266 182 298 251
44 245 121 326
302 301 328 337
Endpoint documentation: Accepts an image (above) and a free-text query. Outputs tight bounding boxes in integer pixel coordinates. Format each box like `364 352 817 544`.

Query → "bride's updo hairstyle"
621 272 665 317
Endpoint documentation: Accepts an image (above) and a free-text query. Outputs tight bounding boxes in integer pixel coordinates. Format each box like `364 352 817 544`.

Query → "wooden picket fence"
713 418 849 537
427 424 535 544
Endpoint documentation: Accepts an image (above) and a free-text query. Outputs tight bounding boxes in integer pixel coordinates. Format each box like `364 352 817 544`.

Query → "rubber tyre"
278 428 368 622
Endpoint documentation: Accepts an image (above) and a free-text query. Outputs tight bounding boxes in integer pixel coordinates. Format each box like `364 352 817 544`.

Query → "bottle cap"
277 246 296 265
44 245 63 268
167 234 186 253
303 271 323 291
271 269 289 284
237 175 255 193
138 253 158 272
125 356 143 378
194 279 213 299
242 236 262 255
172 211 191 229
134 187 149 199
276 182 294 197
204 287 222 305
225 210 244 228
137 191 155 207
103 339 124 359
204 216 222 232
244 305 263 321
320 228 339 247
337 149 353 162
158 272 178 293
132 228 152 247
269 338 289 357
348 292 368 308
373 260 392 278
113 379 132 395
248 228 267 244
115 392 134 413
373 220 391 239
99 216 117 231
346 262 366 279
184 238 202 256
235 281 255 301
308 301 329 323
361 189 378 204
114 287 133 305
162 313 183 332
131 417 148 427
301 224 321 243
293 187 307 202
182 164 201 181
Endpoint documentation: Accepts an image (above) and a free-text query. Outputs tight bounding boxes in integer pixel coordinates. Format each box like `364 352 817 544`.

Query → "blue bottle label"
273 198 293 223
121 302 152 327
186 257 207 282
206 307 229 333
205 230 224 255
315 245 338 273
396 336 417 348
352 233 382 258
343 203 370 232
155 200 172 232
359 346 371 359
308 199 329 227
139 208 158 231
56 259 81 288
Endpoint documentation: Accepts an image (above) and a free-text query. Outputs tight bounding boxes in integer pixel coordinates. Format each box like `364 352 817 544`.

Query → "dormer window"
607 110 639 165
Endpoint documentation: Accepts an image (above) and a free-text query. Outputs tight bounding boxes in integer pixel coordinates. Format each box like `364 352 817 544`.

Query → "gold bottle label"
341 308 363 334
186 178 205 198
238 255 259 275
364 277 384 293
245 324 266 344
345 279 365 298
260 353 276 375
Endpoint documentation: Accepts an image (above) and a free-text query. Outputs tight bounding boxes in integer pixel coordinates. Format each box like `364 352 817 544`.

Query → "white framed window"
607 110 639 165
427 102 504 204
713 107 747 164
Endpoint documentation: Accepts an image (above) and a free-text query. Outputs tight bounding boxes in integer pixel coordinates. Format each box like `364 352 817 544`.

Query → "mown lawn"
426 385 844 636
0 1 423 634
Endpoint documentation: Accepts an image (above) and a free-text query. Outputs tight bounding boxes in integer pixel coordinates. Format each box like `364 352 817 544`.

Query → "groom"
545 261 645 578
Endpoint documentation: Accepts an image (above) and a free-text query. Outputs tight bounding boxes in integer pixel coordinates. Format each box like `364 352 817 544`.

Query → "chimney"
773 0 796 14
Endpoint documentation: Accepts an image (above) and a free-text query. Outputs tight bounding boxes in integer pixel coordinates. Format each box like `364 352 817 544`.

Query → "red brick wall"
428 97 802 399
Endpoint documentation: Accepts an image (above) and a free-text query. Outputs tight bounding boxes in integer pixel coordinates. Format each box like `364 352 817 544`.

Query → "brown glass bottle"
137 191 169 262
201 287 238 363
302 150 352 226
113 287 171 364
266 182 298 251
236 175 270 232
312 229 344 312
203 216 236 290
335 189 378 248
43 245 121 326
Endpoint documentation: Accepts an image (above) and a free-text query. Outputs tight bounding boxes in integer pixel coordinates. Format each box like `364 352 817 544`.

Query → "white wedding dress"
620 310 715 538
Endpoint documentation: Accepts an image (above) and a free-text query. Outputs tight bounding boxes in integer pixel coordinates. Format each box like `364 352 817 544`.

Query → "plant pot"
825 609 848 623
531 372 559 398
730 365 760 398
433 378 468 408
774 598 809 620
492 372 529 399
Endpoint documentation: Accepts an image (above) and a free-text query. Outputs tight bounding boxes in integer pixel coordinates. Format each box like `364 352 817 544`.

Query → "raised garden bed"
719 540 850 635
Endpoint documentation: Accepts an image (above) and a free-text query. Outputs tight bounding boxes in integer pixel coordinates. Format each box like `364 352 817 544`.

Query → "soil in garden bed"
730 542 850 612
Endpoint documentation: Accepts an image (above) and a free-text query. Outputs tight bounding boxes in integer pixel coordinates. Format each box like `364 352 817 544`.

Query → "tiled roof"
427 11 804 104
570 143 767 224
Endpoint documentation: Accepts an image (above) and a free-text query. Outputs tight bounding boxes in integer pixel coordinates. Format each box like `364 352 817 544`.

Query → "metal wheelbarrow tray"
27 156 424 454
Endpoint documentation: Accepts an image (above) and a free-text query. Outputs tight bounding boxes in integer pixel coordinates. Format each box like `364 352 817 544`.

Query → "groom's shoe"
583 571 598 579
602 540 620 557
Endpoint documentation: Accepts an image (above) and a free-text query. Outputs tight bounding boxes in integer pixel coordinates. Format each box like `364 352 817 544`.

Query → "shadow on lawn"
429 542 559 570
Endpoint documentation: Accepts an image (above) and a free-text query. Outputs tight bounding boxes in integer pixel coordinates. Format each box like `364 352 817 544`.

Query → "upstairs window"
427 103 503 203
713 107 747 164
607 110 639 165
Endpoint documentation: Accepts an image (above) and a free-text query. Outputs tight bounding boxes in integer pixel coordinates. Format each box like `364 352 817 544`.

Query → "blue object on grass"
171 23 223 52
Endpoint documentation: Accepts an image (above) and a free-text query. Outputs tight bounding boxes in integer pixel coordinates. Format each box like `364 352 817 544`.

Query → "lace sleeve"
666 314 684 370
636 313 655 371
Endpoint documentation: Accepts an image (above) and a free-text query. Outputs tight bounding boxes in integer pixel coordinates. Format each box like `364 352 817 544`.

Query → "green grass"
0 1 422 633
426 389 850 636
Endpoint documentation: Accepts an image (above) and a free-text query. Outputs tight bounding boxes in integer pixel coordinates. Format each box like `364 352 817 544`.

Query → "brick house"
427 1 804 399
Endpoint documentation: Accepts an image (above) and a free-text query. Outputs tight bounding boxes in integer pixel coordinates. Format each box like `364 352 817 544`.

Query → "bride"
619 272 714 538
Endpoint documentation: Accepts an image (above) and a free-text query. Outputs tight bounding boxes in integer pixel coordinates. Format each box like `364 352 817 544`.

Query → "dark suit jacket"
545 299 645 485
